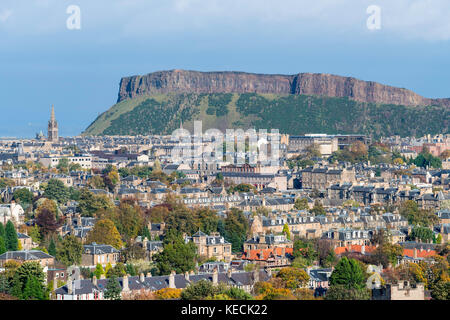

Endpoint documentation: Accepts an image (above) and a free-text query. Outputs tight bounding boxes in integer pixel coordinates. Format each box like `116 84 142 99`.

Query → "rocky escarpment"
117 69 450 107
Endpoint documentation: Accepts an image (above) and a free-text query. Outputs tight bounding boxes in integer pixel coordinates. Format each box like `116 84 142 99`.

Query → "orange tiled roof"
242 247 293 261
334 245 377 255
403 248 437 259
334 245 437 259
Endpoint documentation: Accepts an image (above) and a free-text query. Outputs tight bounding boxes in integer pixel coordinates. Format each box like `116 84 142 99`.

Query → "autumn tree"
35 208 63 239
86 219 123 249
276 267 310 289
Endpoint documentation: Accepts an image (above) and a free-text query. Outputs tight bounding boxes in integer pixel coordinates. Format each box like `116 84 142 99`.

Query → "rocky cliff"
117 69 450 107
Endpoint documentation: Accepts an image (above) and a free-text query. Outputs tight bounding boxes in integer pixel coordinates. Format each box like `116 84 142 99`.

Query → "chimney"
253 268 260 284
361 245 365 255
212 267 218 285
143 237 148 250
67 279 73 295
227 268 232 279
413 248 418 259
53 278 58 292
140 273 145 282
281 247 286 257
267 268 272 278
92 275 97 286
122 274 129 292
184 271 190 282
169 271 176 289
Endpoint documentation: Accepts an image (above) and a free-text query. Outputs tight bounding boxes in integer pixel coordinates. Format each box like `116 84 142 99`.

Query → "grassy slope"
82 93 449 138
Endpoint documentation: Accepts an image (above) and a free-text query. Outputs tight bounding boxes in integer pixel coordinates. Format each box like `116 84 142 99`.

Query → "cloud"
0 9 13 22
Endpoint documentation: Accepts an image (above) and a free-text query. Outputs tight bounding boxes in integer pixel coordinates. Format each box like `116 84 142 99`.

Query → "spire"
180 119 183 130
51 105 55 122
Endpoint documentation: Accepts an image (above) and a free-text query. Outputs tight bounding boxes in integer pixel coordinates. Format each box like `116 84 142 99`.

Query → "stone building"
185 231 233 263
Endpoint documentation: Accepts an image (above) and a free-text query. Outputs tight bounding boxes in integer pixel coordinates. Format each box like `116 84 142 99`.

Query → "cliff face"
117 69 450 107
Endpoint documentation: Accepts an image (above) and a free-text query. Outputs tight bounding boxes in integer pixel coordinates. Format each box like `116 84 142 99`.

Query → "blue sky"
0 0 449 137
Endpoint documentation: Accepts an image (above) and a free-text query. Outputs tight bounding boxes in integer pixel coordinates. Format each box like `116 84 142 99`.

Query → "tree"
55 235 83 266
294 198 308 210
399 200 438 227
35 208 62 239
329 257 366 290
113 202 145 240
282 223 291 240
5 221 18 251
86 219 123 249
0 222 4 240
311 200 326 216
22 275 46 300
154 231 197 275
104 275 122 300
222 208 249 252
181 280 217 300
430 279 450 300
48 238 56 257
43 179 70 204
0 236 6 255
107 262 126 278
276 267 310 289
77 188 114 217
11 261 46 299
13 188 33 209
121 241 146 263
94 264 104 279
325 285 371 300
410 226 434 243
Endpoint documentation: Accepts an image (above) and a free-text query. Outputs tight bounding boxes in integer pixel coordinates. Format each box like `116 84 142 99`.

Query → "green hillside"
83 93 449 138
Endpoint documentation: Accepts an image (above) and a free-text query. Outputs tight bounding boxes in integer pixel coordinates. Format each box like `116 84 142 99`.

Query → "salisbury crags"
117 69 450 107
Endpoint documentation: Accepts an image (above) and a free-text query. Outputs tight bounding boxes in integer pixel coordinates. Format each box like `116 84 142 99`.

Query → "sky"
0 0 449 138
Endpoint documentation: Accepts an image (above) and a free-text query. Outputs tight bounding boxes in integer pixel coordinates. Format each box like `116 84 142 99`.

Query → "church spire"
51 104 55 122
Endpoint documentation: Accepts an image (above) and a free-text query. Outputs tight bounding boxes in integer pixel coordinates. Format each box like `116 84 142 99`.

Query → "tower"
47 105 59 142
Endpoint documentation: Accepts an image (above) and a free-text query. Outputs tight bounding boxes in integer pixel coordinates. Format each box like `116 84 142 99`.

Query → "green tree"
77 188 114 217
181 280 217 300
5 221 18 251
282 223 291 240
43 179 70 204
329 257 366 290
311 200 326 216
154 231 197 275
48 238 57 257
13 188 33 209
0 236 6 255
223 208 249 252
55 235 83 266
410 226 434 243
325 285 371 300
0 222 5 239
11 261 46 299
94 263 104 279
104 275 122 300
294 198 309 210
22 275 46 300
